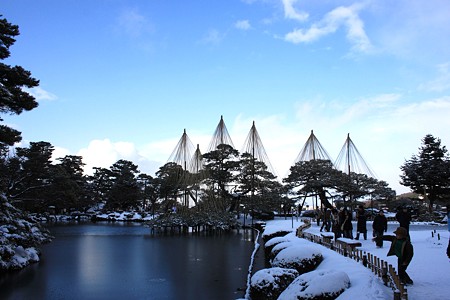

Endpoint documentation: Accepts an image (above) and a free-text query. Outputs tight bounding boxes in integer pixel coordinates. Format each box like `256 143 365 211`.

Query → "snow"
252 217 450 300
261 225 294 239
244 228 261 299
94 211 155 222
278 270 350 300
271 242 322 269
10 246 40 269
251 267 299 290
264 235 294 248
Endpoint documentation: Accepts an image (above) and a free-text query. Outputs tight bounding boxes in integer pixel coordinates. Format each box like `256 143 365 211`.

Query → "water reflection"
0 223 255 300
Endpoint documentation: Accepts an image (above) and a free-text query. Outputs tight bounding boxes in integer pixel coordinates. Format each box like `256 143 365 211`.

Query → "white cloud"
23 87 57 102
235 20 251 30
200 29 224 46
284 3 371 52
419 62 450 92
75 139 160 175
51 146 71 163
117 8 154 38
282 0 309 22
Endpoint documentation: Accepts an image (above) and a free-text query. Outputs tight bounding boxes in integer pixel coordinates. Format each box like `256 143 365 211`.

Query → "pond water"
0 223 261 300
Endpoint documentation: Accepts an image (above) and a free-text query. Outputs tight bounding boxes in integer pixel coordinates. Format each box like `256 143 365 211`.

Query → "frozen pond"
0 222 260 300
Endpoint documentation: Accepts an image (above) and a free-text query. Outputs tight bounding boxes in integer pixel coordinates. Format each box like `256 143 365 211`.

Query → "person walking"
372 210 388 248
355 205 367 240
340 207 353 239
320 208 331 232
373 227 414 285
331 208 341 240
396 206 412 237
315 208 322 227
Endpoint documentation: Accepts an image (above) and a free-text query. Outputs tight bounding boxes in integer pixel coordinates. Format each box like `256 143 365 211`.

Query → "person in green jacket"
373 226 414 285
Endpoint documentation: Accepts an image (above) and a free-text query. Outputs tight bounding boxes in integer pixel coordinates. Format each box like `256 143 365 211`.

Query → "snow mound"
278 270 350 300
272 244 323 274
265 235 292 248
270 241 294 260
262 225 295 242
250 267 299 300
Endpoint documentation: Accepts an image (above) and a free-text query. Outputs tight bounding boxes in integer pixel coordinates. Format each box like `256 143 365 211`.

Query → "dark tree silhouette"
400 134 450 210
0 16 39 146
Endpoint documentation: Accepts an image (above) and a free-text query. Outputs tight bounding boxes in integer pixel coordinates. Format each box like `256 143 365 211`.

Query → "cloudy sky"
3 0 450 195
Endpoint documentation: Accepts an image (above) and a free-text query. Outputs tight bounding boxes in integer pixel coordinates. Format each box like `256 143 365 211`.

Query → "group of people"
316 205 371 240
315 205 415 285
315 205 412 242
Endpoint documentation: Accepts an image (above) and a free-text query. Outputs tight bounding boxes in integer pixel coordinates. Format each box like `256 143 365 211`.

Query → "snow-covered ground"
253 217 449 300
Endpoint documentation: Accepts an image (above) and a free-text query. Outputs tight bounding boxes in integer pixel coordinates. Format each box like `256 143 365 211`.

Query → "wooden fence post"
382 261 389 286
402 289 408 300
376 257 381 277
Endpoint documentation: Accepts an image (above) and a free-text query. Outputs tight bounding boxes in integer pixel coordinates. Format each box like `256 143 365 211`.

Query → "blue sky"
3 0 450 195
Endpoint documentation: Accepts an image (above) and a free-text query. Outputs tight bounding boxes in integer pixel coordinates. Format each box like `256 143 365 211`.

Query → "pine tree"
400 134 450 210
0 16 39 146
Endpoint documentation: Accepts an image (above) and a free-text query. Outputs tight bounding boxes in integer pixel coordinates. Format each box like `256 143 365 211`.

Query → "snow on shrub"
262 225 293 243
1 194 52 271
270 241 294 261
264 233 297 257
250 267 299 300
278 270 350 300
272 244 323 274
265 236 291 248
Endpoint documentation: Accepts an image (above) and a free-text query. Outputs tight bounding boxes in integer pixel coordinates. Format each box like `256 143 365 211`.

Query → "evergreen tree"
8 142 54 208
238 152 282 214
284 159 394 209
137 173 158 214
202 144 240 198
107 160 140 210
0 16 39 146
400 134 450 209
284 159 344 208
50 155 87 211
155 162 186 211
86 167 114 206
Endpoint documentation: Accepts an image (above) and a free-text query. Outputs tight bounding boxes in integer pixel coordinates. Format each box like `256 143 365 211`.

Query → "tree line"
0 140 400 216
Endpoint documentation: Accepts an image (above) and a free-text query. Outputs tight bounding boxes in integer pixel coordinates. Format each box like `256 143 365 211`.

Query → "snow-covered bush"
250 267 299 300
278 270 350 300
271 245 323 274
269 241 294 261
264 235 293 258
262 226 293 243
0 194 53 271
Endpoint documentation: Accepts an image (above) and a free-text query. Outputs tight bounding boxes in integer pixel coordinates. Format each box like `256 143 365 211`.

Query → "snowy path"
262 218 449 300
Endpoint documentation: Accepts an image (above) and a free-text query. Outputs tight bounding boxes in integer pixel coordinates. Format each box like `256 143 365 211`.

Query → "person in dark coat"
315 208 322 226
331 208 341 240
373 227 414 285
340 207 353 239
355 205 367 240
372 210 388 247
320 208 331 232
396 206 411 236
